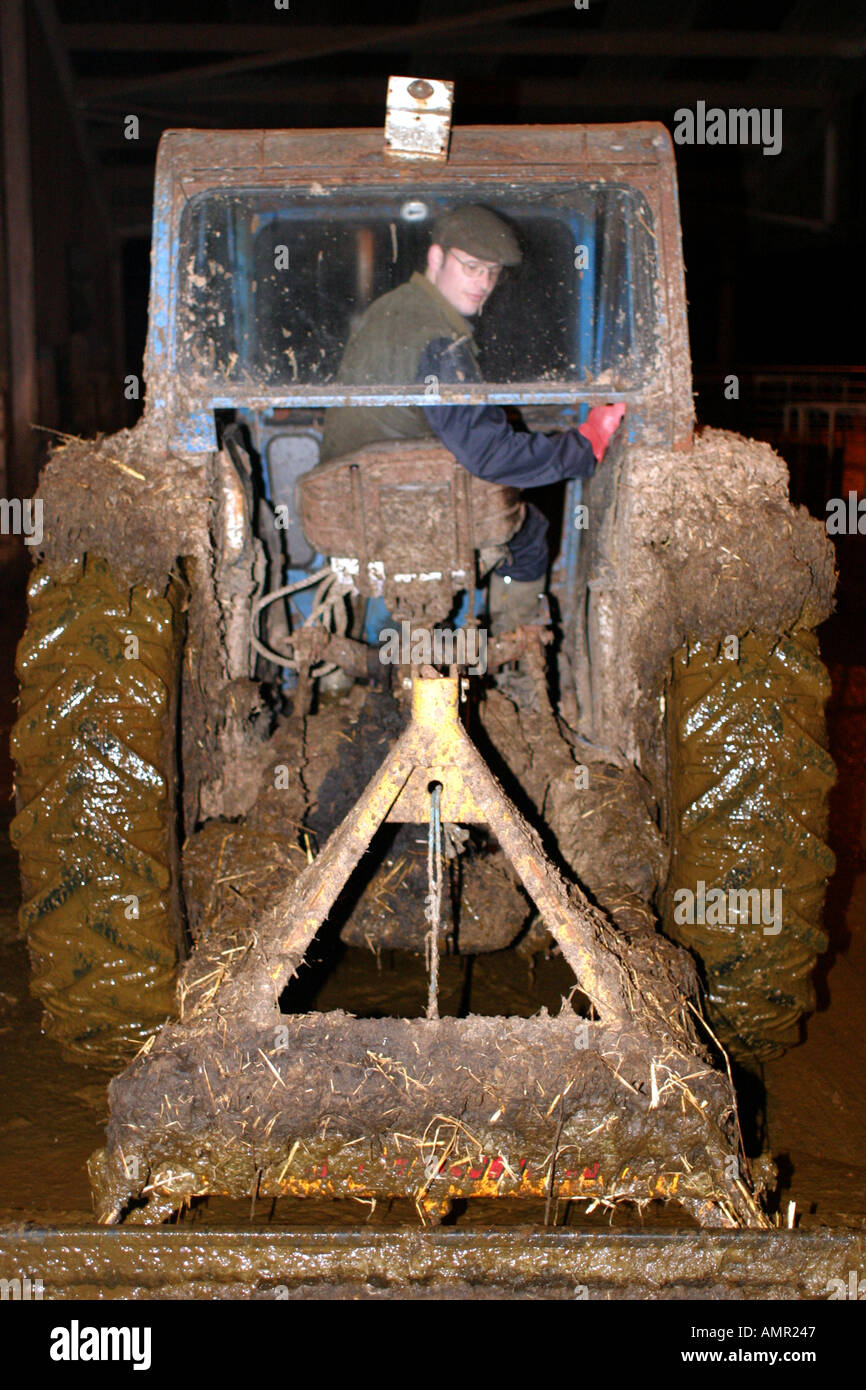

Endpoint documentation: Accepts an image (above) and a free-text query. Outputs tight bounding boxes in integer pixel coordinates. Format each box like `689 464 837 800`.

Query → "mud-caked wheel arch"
663 628 836 1061
574 429 838 1062
11 555 186 1070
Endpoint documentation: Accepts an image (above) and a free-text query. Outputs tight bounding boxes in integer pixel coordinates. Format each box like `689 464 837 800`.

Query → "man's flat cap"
432 205 522 265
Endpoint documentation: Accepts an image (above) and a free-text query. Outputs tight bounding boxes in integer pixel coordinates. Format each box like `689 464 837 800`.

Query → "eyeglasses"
446 249 502 283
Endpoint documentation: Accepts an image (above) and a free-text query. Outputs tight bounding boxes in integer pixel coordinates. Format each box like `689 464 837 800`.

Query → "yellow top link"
412 671 460 729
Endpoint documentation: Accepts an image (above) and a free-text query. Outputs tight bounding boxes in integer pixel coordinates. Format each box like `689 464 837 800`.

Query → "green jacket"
320 272 479 462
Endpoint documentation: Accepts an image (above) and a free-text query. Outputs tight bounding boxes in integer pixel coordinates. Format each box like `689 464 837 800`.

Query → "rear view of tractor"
12 82 834 1230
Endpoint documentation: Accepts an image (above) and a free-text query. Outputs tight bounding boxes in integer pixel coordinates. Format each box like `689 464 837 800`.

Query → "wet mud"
32 426 211 588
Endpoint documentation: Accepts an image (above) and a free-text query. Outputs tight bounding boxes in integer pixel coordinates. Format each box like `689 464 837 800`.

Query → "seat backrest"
298 440 522 616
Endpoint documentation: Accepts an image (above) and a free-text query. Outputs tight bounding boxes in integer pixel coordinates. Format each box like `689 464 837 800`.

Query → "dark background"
1 0 865 501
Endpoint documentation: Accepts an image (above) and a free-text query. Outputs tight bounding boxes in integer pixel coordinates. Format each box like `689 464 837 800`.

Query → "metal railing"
694 366 866 506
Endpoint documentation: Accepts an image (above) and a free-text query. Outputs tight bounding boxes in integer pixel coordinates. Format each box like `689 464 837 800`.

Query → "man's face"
426 243 502 317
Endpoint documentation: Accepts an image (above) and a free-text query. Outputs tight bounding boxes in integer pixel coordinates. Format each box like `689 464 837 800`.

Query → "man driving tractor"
321 204 625 635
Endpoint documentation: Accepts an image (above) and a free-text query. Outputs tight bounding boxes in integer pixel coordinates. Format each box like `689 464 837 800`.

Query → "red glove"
577 403 626 463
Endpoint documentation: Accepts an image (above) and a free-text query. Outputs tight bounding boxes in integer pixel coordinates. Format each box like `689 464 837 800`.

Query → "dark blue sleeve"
417 338 596 488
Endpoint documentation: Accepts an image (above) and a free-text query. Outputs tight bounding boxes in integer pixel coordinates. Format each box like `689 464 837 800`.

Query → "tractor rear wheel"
11 555 185 1070
663 628 836 1061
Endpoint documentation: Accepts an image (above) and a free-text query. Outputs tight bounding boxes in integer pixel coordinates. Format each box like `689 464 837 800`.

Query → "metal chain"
425 783 443 1019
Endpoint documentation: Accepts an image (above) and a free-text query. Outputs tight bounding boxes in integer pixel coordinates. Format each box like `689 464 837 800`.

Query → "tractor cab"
144 102 691 657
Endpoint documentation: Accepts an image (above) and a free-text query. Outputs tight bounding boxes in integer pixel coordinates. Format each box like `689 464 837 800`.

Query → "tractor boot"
488 573 546 710
317 595 368 698
488 572 544 636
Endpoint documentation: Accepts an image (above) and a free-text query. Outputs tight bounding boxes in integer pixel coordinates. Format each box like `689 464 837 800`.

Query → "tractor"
12 80 835 1227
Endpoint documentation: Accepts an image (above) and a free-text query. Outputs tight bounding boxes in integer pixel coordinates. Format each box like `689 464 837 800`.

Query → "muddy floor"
1 533 865 1233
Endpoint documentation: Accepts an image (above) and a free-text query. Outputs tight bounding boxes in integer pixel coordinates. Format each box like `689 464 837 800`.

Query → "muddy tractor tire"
664 628 836 1062
11 555 185 1070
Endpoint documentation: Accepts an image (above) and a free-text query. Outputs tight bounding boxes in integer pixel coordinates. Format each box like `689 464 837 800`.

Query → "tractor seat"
297 439 523 622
